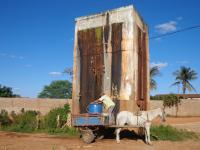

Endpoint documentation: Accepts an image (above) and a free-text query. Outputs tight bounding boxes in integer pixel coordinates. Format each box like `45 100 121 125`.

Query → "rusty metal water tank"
72 5 150 115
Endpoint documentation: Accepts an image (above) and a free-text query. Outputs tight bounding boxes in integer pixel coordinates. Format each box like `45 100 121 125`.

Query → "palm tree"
172 66 198 94
150 66 160 90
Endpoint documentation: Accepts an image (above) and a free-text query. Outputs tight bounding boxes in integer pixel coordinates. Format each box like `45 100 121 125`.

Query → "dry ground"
1 117 200 150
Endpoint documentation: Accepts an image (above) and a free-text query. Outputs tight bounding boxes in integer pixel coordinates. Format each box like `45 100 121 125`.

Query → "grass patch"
46 127 79 137
151 125 199 141
0 126 34 133
1 126 79 137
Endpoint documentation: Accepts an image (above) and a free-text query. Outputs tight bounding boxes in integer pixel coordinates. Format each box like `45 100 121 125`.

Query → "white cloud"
49 71 63 77
155 21 177 34
150 62 168 69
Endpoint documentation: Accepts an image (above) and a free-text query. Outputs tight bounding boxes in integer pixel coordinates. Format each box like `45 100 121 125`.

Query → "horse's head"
161 108 166 122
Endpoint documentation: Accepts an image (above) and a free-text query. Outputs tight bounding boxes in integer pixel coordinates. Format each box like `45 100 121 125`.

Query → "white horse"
115 108 166 144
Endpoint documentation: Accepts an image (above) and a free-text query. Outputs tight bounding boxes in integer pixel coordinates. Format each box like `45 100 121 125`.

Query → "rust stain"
137 26 148 110
111 23 123 97
78 27 104 113
104 13 110 51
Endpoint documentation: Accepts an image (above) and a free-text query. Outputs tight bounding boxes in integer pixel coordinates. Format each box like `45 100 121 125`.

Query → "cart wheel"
81 129 95 144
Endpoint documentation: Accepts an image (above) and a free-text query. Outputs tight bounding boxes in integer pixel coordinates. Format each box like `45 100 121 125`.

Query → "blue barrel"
88 103 103 114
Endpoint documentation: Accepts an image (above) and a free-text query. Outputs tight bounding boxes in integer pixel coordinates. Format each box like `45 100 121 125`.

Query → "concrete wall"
0 98 72 115
150 99 200 117
1 98 200 117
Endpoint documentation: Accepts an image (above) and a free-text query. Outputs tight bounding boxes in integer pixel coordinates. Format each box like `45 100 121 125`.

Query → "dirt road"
0 131 200 150
0 117 200 150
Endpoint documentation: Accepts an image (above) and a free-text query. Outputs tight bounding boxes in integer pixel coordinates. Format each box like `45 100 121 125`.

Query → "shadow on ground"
96 127 145 142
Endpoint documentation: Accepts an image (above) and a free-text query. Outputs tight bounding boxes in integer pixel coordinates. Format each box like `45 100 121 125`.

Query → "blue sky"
0 0 200 97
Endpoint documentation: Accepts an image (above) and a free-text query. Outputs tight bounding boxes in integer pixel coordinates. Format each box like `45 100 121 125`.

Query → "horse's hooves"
116 141 120 144
148 142 153 146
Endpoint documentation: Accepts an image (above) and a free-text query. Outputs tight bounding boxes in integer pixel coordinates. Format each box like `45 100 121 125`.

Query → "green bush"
151 94 181 116
10 111 17 118
0 104 76 137
7 110 38 132
150 95 162 100
163 94 181 117
151 125 199 141
162 95 181 108
0 109 12 126
151 94 183 101
44 104 70 129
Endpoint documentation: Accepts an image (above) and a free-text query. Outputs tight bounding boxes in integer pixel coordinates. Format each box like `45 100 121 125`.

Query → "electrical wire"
149 25 200 40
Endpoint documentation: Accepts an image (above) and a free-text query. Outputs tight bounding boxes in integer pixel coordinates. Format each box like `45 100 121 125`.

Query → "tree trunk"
182 82 186 99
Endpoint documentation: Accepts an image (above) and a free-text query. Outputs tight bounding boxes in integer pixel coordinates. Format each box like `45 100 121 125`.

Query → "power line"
149 25 200 40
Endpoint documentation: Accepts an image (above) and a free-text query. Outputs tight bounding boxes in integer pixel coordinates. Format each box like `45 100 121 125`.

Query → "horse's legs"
116 128 121 143
144 127 148 143
145 123 152 145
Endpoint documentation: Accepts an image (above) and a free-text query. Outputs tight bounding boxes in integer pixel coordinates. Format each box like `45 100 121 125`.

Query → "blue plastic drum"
88 103 103 114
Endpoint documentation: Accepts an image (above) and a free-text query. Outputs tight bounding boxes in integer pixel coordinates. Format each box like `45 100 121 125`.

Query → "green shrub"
150 95 162 100
151 94 181 116
151 94 182 101
10 111 17 118
163 94 181 117
0 104 75 137
151 125 199 141
8 110 38 132
44 104 70 129
0 109 12 126
163 95 181 108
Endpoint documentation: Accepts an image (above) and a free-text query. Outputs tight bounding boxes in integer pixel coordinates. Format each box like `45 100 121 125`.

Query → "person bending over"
95 94 115 125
